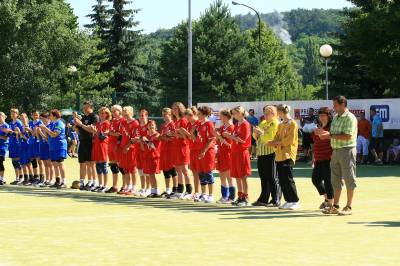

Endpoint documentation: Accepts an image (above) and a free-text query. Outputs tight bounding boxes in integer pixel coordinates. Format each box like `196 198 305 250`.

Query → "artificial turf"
0 158 399 266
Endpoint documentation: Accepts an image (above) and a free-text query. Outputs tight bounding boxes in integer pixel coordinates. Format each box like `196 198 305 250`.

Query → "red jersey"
93 121 111 143
197 121 215 150
312 125 333 161
109 117 125 143
232 120 251 152
136 122 148 153
159 120 176 171
119 119 139 148
173 117 189 146
160 121 176 147
187 120 202 150
144 132 161 159
217 123 234 151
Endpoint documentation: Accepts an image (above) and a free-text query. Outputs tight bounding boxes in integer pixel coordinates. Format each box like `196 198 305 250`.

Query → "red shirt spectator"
311 125 333 161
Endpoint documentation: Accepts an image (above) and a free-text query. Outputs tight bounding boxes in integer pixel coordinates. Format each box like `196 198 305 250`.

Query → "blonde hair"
263 105 277 118
231 106 248 117
122 106 134 116
99 107 112 121
162 107 172 116
0 112 6 119
172 102 186 119
111 104 122 113
184 106 198 116
277 104 291 114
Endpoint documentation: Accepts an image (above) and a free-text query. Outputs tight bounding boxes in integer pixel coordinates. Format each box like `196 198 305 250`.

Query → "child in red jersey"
179 107 201 200
171 102 192 200
215 109 236 204
223 106 252 206
118 106 139 196
195 106 216 203
136 109 151 197
91 107 111 193
106 105 125 193
142 120 162 198
159 108 177 197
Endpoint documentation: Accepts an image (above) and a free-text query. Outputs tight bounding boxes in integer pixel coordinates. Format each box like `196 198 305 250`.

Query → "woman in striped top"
311 107 333 210
252 105 281 207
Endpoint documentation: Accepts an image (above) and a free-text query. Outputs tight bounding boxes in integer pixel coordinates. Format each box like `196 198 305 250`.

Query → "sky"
66 0 353 33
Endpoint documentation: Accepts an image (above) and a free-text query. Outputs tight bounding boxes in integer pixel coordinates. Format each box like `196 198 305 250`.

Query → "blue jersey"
9 119 23 144
371 114 383 138
0 122 10 153
48 119 67 151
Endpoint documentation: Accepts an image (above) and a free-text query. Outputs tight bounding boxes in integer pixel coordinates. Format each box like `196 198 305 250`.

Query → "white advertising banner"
198 98 400 130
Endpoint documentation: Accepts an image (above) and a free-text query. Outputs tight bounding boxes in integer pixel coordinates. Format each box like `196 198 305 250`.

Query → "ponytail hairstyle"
277 104 291 114
172 102 186 119
197 106 212 117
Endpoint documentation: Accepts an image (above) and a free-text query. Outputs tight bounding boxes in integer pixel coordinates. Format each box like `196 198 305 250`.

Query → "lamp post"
68 65 79 110
232 1 261 51
320 44 333 100
188 0 193 107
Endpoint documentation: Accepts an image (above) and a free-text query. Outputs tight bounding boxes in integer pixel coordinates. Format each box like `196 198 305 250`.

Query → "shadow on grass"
348 221 400 228
0 185 324 220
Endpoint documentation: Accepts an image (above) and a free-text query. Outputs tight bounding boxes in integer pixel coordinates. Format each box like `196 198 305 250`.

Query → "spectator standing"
370 108 384 165
300 108 317 162
356 112 371 164
317 96 358 216
246 109 259 160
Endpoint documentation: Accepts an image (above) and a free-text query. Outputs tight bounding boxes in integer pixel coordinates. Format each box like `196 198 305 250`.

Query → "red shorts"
159 143 175 171
92 141 108 162
231 149 251 178
199 148 215 173
216 148 231 172
143 157 160 175
173 144 190 166
190 149 201 172
119 148 136 174
108 141 120 162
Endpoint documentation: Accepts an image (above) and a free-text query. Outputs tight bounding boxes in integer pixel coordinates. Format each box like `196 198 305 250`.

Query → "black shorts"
163 168 177 179
0 156 4 162
370 138 383 153
302 132 313 149
78 139 93 163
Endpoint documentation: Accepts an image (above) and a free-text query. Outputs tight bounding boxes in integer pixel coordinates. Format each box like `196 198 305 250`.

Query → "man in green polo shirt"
315 95 358 216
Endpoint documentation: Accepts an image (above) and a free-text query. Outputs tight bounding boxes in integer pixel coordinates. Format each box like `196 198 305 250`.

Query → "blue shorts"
50 149 67 162
200 172 215 185
0 146 8 157
19 143 31 166
9 143 20 159
39 143 50 160
29 143 40 159
71 132 78 141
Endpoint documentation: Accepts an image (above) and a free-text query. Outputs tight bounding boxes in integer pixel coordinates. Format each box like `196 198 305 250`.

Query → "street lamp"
320 44 333 100
188 0 193 107
68 65 79 110
232 1 261 51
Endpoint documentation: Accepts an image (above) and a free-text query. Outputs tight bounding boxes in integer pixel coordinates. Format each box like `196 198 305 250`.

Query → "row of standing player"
72 103 253 206
0 109 68 188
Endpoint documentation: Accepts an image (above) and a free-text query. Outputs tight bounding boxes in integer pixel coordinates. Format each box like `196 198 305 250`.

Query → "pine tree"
301 37 322 86
108 0 143 94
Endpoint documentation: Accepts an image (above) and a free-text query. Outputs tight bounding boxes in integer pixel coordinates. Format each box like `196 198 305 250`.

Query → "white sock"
61 178 65 184
166 188 172 194
128 184 133 190
80 179 84 185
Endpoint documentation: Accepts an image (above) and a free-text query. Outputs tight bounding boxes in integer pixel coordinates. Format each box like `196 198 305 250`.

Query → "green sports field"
0 158 399 266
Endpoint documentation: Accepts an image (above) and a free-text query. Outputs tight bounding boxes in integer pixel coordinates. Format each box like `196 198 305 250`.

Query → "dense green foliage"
330 0 400 98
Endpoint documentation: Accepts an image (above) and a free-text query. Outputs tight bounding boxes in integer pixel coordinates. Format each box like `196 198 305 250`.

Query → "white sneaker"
216 197 231 204
168 192 181 199
279 202 290 209
193 193 201 201
181 192 193 200
195 194 207 202
205 195 214 203
138 189 147 197
288 202 300 210
99 186 107 193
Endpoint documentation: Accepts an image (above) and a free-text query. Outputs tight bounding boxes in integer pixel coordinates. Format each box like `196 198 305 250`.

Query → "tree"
300 36 323 86
330 0 400 98
0 0 85 111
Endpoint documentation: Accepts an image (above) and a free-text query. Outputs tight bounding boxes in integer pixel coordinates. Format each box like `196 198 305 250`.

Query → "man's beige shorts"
330 147 357 191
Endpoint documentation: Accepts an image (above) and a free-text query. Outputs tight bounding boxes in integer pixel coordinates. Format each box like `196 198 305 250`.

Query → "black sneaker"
237 198 249 207
91 186 101 192
251 201 268 207
147 193 162 198
0 180 5 185
56 183 66 189
266 201 279 207
85 184 95 191
10 180 19 185
23 180 32 186
231 198 240 206
105 187 118 193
